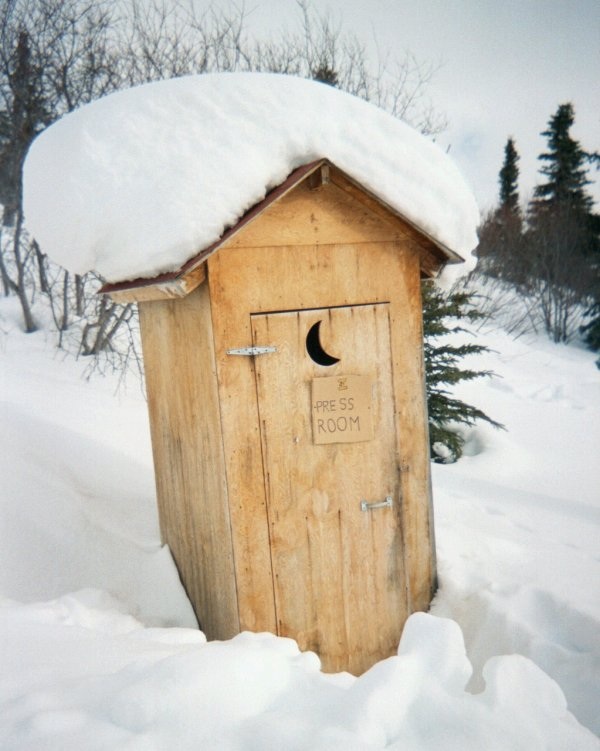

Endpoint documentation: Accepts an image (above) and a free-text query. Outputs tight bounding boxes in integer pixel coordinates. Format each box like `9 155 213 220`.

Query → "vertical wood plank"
209 239 435 632
252 304 408 674
207 251 278 633
139 285 240 639
205 182 436 653
387 252 436 610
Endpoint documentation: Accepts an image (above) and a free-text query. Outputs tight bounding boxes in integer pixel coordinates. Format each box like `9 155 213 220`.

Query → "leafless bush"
474 203 593 342
1 0 447 377
521 209 594 342
119 0 446 134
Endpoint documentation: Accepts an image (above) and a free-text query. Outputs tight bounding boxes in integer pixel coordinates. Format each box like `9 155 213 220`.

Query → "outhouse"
103 158 465 674
23 73 475 675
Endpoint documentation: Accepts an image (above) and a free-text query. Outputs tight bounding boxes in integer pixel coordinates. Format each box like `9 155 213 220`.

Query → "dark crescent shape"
306 320 340 366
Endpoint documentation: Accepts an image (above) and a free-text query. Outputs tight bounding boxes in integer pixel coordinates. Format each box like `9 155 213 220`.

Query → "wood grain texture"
225 178 406 249
138 284 239 639
252 304 408 674
207 164 454 278
328 167 456 274
209 208 435 657
105 265 206 304
103 159 459 303
135 174 436 671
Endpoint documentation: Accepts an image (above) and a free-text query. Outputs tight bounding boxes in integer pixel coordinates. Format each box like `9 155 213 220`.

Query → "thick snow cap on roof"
23 73 479 286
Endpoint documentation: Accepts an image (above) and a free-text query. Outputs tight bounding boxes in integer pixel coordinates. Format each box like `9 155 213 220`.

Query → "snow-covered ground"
1 293 599 750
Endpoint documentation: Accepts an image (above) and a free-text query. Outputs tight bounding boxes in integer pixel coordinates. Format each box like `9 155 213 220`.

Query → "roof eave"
101 158 466 303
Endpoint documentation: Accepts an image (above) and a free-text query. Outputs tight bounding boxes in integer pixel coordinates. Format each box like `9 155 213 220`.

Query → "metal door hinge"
226 346 277 356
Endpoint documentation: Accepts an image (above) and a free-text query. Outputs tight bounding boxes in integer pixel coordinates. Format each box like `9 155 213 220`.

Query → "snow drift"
1 295 599 747
1 597 594 751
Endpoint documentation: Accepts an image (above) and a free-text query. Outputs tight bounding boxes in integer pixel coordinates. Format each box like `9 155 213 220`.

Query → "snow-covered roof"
23 73 479 285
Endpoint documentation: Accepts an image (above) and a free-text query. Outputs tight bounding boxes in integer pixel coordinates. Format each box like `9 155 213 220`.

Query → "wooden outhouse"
103 159 464 674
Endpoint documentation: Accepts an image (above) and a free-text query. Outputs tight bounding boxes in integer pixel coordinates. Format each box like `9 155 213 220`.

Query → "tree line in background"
475 103 600 359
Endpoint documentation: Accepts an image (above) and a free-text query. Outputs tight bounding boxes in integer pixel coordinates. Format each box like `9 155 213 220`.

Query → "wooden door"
251 303 408 674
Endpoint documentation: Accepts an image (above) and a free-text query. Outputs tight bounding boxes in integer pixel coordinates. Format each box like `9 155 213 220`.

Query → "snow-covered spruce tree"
422 282 503 463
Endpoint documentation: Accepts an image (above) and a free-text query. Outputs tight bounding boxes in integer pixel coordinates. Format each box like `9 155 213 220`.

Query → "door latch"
226 346 277 356
360 495 393 512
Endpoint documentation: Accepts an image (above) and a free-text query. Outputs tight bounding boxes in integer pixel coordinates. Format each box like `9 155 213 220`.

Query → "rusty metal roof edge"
100 159 325 296
174 159 327 279
328 166 465 265
100 157 465 296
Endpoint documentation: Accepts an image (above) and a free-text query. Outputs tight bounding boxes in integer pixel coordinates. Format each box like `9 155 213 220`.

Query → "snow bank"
22 73 479 285
0 314 196 628
0 597 595 751
2 289 600 747
430 324 600 737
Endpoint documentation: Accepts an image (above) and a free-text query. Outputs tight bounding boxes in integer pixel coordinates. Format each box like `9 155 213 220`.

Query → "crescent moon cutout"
306 321 340 366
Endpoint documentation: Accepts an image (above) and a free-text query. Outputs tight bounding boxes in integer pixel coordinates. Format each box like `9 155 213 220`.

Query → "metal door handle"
360 495 393 512
226 346 277 356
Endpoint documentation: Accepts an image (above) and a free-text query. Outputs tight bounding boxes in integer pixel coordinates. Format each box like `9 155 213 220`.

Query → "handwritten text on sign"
311 375 374 445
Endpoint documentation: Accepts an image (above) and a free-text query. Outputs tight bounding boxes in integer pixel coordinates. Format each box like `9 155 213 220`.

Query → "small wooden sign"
311 374 374 444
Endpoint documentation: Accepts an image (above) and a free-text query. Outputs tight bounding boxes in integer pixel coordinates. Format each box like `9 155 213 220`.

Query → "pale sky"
242 0 599 212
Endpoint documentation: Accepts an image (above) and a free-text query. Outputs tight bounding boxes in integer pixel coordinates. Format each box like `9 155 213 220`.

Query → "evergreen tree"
422 283 503 463
499 137 520 213
476 138 523 281
532 103 594 215
0 30 51 331
528 102 598 269
581 300 600 367
521 103 599 342
476 105 599 346
580 215 600 365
